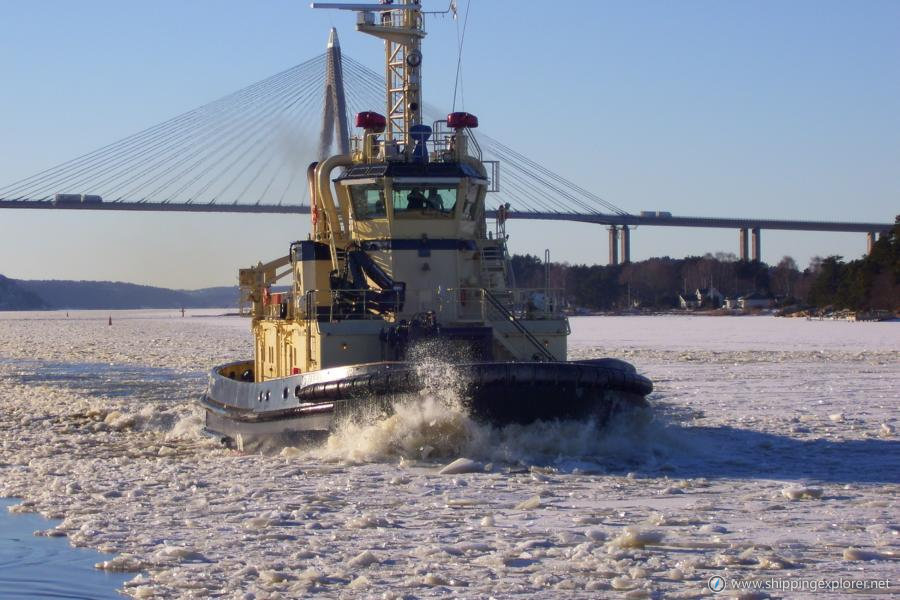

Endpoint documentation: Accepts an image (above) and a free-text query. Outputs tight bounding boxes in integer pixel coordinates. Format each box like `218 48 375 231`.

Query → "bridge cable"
0 54 325 200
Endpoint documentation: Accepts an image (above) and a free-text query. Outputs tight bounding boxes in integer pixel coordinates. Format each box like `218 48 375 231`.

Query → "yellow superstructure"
239 1 569 383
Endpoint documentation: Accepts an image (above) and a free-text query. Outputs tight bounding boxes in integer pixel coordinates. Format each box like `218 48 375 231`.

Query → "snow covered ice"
0 310 897 598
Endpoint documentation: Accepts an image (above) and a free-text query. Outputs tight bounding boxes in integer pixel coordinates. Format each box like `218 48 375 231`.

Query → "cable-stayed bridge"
0 31 892 264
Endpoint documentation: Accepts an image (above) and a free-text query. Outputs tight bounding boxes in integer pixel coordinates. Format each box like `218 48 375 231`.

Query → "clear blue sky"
2 0 898 288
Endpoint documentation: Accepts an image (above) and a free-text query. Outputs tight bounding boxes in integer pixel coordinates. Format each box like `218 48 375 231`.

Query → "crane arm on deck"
239 254 293 307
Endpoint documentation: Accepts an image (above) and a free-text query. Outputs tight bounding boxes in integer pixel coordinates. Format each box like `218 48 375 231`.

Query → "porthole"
283 387 289 400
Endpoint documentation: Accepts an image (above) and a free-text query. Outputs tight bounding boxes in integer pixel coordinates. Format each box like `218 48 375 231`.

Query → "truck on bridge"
53 193 103 205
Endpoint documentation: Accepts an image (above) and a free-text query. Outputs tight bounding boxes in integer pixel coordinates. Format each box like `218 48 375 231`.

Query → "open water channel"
1 498 129 599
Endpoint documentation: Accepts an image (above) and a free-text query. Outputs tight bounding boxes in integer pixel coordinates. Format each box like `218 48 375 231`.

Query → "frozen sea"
0 310 897 598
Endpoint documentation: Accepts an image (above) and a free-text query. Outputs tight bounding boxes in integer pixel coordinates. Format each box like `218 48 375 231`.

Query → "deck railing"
349 121 483 165
259 286 565 323
437 287 565 322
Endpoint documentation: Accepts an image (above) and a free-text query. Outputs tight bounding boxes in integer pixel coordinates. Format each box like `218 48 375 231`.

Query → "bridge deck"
0 199 891 233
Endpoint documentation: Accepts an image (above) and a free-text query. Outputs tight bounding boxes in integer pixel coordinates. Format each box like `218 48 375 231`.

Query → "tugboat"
200 0 652 449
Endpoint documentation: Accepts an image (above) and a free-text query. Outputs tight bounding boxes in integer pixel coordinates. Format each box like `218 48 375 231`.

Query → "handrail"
443 286 564 321
480 287 556 361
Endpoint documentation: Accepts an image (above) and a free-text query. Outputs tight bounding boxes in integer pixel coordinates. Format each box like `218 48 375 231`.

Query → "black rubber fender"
295 360 652 404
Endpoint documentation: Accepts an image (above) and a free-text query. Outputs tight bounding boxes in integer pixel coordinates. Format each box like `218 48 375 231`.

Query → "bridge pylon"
608 226 619 265
751 227 761 262
620 226 631 264
318 28 350 160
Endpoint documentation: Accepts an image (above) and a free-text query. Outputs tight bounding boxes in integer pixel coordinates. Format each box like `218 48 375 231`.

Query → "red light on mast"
447 112 478 129
355 111 387 133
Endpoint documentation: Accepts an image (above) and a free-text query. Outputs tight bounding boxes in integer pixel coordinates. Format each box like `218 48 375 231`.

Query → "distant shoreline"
0 274 247 311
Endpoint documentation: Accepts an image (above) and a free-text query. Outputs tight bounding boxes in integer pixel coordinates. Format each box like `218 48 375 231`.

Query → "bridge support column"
620 226 631 264
751 227 761 262
867 231 877 254
739 228 749 261
608 226 619 265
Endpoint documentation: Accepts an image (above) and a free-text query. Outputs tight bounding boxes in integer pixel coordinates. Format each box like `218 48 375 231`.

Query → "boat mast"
312 1 426 149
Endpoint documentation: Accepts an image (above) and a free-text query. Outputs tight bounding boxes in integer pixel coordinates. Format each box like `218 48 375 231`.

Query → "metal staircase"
479 245 508 289
481 288 556 361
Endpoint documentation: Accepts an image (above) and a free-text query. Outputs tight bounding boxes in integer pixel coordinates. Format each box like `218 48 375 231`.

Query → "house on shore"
679 287 723 310
738 292 775 310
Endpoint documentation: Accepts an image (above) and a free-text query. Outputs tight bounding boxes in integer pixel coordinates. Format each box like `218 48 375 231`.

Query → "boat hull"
200 358 652 449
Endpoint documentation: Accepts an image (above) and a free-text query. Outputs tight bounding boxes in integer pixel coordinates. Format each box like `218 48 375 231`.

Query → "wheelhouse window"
392 184 458 218
349 184 387 220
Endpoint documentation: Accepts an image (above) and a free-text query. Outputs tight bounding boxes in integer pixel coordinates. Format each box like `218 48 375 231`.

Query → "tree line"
510 218 899 312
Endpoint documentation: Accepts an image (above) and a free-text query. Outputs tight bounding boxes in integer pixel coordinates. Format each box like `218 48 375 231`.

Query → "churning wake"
305 348 681 469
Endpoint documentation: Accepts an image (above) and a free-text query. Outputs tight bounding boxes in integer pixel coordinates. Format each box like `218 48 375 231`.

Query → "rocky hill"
0 275 46 310
0 275 241 310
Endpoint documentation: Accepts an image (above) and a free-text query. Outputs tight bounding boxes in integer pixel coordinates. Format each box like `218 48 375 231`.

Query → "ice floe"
439 457 483 474
0 312 897 598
